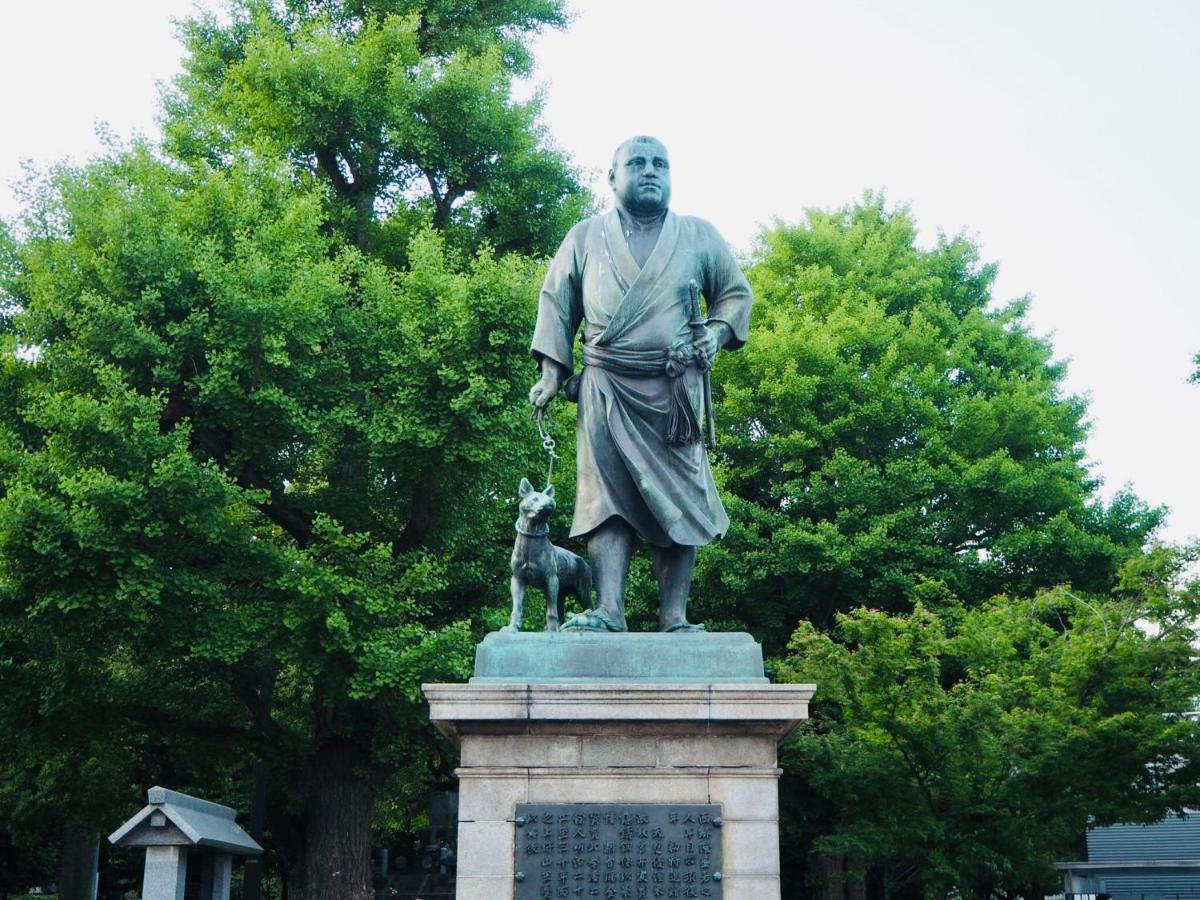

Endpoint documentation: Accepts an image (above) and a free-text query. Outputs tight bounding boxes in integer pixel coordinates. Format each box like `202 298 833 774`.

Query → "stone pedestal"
424 633 815 900
471 631 769 684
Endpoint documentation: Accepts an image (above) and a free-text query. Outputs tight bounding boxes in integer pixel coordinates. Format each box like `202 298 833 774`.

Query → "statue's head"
608 135 671 215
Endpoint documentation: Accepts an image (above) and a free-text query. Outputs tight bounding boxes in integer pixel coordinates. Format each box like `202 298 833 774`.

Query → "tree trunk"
242 759 269 900
297 737 376 900
812 853 845 899
58 822 99 900
846 865 867 900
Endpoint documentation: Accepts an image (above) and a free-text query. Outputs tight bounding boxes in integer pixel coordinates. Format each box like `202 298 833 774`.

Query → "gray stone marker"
108 786 262 900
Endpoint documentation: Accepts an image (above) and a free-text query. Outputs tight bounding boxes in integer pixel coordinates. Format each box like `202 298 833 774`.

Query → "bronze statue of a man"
529 136 753 632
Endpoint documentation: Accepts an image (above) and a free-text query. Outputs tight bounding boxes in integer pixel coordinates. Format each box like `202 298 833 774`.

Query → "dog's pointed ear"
519 477 534 497
545 484 555 498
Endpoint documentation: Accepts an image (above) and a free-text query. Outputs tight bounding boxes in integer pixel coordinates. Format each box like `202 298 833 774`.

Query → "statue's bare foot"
662 621 706 633
561 608 626 632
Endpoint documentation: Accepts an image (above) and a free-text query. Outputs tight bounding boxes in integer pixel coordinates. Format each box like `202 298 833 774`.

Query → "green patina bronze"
527 136 753 635
471 632 767 683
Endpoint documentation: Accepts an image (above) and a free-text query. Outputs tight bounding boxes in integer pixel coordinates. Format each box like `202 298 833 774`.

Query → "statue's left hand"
693 321 731 366
529 361 566 413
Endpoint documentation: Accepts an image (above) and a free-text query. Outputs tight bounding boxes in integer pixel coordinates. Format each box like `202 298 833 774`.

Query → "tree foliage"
776 545 1200 898
164 0 588 260
0 144 557 896
679 197 1190 897
0 1 584 896
0 5 1192 896
694 197 1163 646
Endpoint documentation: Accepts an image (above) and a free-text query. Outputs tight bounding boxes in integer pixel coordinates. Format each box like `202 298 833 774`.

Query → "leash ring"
535 410 559 487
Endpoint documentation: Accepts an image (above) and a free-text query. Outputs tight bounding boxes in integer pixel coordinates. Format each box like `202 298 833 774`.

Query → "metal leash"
535 409 559 487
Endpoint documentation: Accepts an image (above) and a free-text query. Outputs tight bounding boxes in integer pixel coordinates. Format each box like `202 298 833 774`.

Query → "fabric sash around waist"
581 343 704 445
581 343 670 377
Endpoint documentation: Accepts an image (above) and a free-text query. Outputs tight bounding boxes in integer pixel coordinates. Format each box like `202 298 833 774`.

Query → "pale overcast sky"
2 1 1197 544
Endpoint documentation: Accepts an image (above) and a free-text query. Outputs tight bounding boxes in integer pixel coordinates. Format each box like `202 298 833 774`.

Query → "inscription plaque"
512 803 723 899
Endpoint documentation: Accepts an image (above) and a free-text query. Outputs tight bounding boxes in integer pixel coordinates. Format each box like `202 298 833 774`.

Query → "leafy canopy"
776 544 1200 898
165 0 589 261
666 196 1190 897
0 141 538 755
0 0 586 874
692 196 1162 646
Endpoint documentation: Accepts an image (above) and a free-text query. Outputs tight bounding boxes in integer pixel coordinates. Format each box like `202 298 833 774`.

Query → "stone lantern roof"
108 786 262 856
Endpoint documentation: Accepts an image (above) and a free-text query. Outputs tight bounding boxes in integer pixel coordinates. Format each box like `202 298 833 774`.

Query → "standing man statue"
529 136 753 633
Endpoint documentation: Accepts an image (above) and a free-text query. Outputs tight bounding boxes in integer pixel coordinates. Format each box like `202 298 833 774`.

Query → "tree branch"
159 382 189 434
392 479 436 554
316 145 355 197
422 168 464 230
160 383 315 548
232 670 287 750
237 463 314 547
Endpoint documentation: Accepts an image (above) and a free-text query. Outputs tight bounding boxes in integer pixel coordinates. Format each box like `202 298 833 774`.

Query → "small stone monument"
108 786 262 900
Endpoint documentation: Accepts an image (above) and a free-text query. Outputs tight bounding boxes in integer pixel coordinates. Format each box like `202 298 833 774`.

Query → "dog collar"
515 522 550 537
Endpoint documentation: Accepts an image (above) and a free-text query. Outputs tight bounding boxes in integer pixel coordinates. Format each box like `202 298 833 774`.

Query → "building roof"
1086 812 1200 862
1055 861 1200 871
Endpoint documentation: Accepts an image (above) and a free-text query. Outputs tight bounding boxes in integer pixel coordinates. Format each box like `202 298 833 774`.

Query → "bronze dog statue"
502 478 593 632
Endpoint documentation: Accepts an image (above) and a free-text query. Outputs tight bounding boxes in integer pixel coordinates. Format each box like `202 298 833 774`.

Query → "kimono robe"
531 209 753 547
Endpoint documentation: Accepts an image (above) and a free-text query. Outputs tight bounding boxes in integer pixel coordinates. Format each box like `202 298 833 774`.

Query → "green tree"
164 0 588 261
775 544 1200 899
0 2 586 897
693 196 1162 644
681 196 1185 897
0 144 553 899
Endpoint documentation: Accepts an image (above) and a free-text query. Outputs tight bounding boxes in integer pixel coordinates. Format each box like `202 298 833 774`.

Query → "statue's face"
609 138 671 214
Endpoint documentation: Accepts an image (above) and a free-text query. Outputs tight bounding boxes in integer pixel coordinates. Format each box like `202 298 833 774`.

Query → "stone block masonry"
424 679 814 900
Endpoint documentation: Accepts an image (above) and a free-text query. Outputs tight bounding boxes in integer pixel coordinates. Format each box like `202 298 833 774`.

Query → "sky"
1 0 1197 543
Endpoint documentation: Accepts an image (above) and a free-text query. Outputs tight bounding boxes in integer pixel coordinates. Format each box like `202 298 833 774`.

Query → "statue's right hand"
529 367 564 412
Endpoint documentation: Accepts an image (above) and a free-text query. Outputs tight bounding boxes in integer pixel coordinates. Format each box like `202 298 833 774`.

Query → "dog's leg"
504 575 525 633
545 573 561 632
